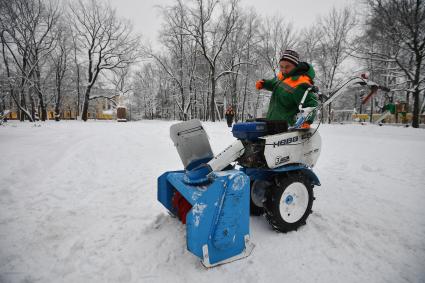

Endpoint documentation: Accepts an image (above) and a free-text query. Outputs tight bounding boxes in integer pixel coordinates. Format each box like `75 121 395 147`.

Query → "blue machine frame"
241 164 321 186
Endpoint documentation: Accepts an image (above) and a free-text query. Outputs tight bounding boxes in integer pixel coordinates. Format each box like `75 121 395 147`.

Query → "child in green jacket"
256 50 318 128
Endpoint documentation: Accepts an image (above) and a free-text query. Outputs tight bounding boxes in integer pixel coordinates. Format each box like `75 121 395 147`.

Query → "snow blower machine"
157 74 386 267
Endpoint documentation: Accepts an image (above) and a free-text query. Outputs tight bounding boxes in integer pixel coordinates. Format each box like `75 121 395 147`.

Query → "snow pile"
0 120 424 283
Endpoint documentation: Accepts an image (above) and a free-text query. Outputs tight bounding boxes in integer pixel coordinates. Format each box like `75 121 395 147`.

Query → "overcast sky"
108 0 355 48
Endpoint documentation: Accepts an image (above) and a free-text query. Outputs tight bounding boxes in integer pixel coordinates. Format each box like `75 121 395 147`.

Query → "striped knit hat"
279 50 299 66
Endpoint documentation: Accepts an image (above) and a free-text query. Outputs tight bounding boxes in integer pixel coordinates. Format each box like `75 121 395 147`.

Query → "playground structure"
350 102 425 124
325 78 425 125
329 82 424 125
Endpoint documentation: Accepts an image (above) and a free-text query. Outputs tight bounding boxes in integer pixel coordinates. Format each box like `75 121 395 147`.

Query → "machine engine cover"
261 129 321 169
232 122 267 141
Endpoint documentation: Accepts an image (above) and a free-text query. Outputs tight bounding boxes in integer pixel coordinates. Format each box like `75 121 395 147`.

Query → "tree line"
1 0 424 127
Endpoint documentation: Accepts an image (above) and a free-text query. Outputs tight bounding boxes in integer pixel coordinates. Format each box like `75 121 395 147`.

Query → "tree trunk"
19 56 27 121
81 86 92 121
0 96 4 114
412 88 420 128
207 90 210 121
173 100 176 120
242 75 248 122
328 102 332 124
35 68 47 121
327 65 338 124
55 81 62 121
242 39 250 122
1 37 33 122
19 87 27 121
210 68 216 122
76 64 81 119
37 89 47 121
233 77 239 122
179 11 185 120
180 86 185 120
406 90 410 112
29 91 36 121
191 85 196 119
412 55 422 128
254 90 261 119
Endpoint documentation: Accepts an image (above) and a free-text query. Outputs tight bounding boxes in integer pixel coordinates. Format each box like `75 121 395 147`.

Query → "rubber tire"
250 181 265 216
264 172 314 233
250 197 264 216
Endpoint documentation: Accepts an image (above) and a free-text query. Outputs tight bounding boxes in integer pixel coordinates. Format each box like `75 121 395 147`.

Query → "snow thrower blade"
157 120 253 267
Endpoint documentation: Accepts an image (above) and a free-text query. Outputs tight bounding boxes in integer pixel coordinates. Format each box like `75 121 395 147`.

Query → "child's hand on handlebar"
300 122 311 129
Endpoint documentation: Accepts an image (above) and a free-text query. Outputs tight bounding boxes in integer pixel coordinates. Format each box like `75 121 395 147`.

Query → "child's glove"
256 80 265 90
300 122 311 129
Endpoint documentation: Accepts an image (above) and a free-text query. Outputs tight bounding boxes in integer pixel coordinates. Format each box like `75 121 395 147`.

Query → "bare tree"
220 11 245 121
0 0 59 121
298 25 321 65
255 16 296 76
69 0 140 121
362 0 425 128
51 21 71 121
29 0 59 121
148 0 200 120
133 63 159 119
315 7 356 123
110 66 132 98
0 30 34 121
158 1 189 119
239 10 259 121
220 9 259 121
177 0 241 121
70 28 82 118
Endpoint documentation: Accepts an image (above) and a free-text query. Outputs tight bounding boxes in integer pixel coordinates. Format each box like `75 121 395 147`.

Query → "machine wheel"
264 172 314 233
250 180 269 216
250 197 264 216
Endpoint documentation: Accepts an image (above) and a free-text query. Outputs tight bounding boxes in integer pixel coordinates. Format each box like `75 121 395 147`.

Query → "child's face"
279 60 296 75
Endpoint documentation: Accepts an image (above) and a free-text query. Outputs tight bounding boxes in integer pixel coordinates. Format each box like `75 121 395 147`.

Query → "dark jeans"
226 116 234 127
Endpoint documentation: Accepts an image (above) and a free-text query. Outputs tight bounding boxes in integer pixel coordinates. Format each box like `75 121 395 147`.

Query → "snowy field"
0 120 424 283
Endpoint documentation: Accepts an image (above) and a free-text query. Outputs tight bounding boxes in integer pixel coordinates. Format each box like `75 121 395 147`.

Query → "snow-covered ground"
0 120 424 283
